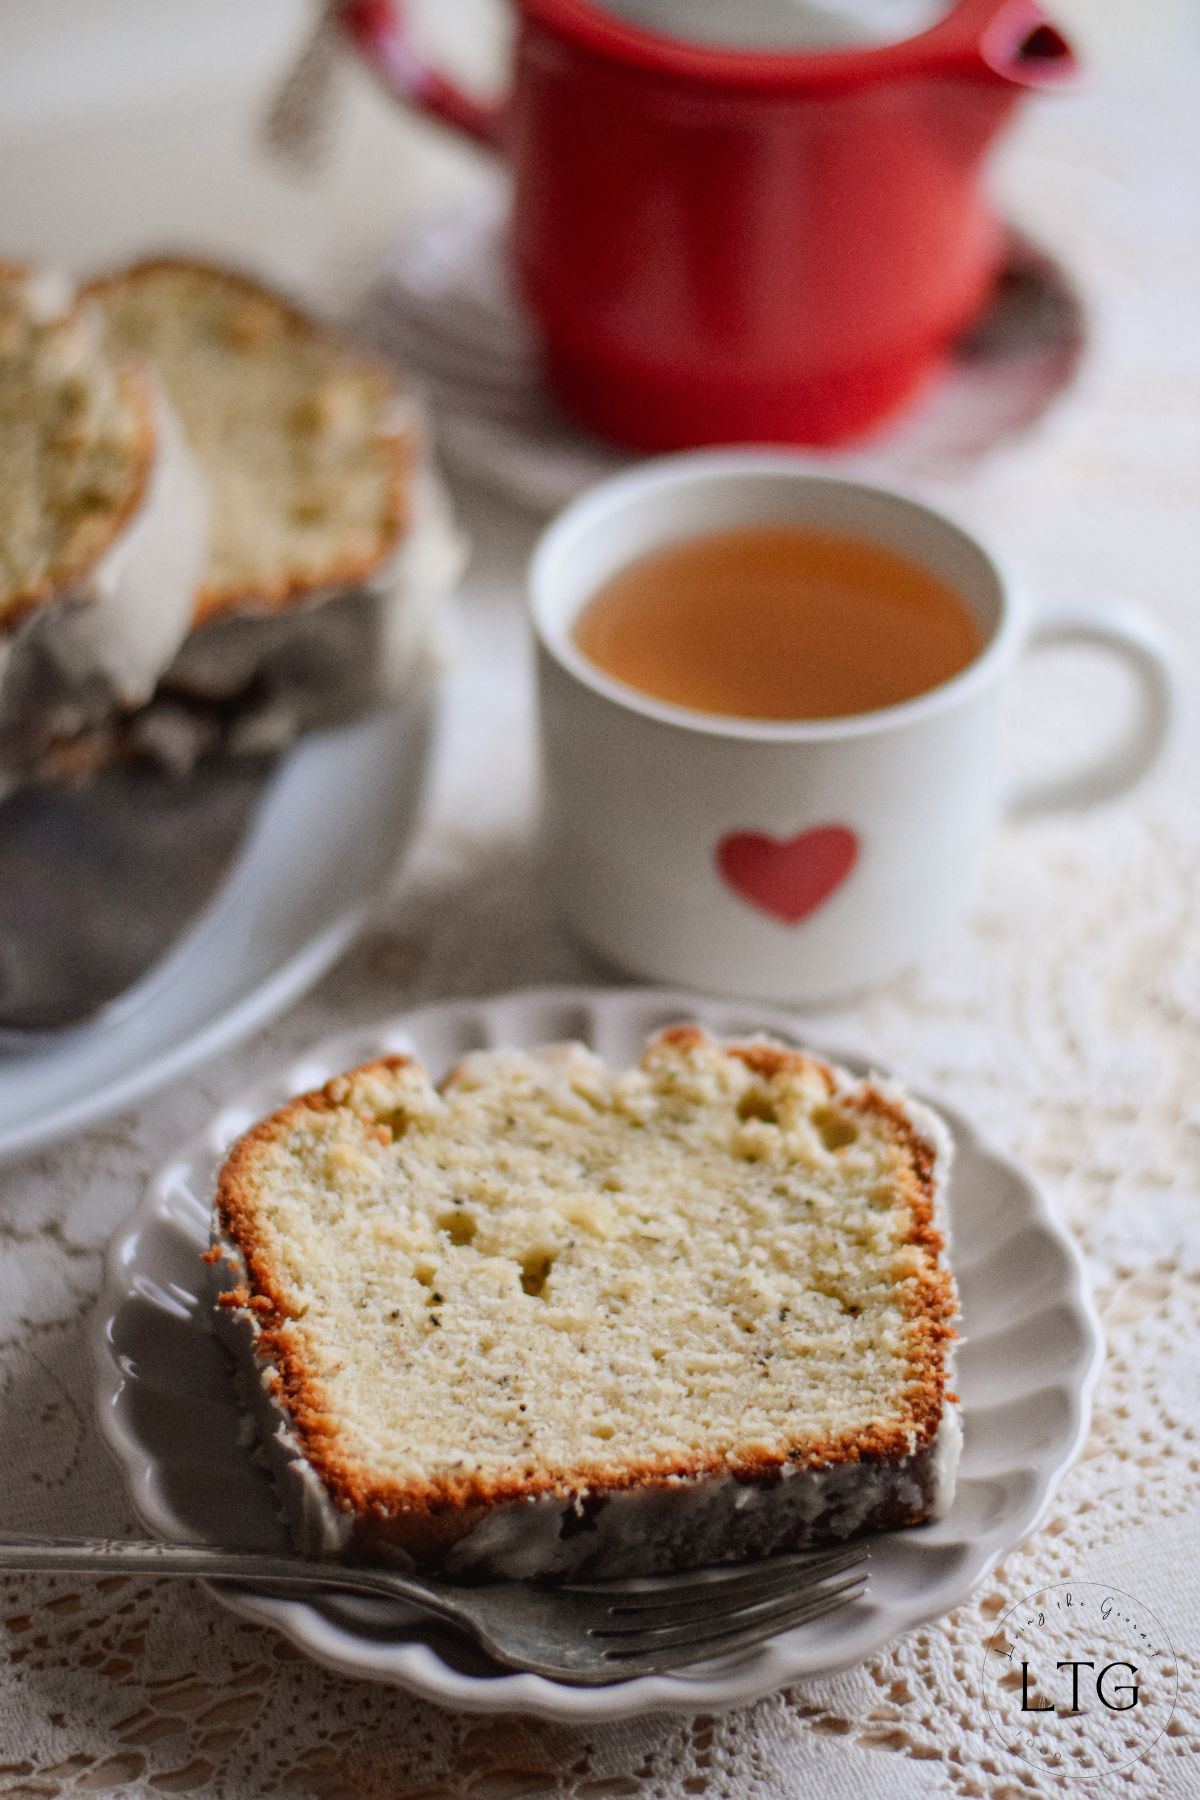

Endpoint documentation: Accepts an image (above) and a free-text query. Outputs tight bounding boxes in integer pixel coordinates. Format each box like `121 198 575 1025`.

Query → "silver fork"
0 1535 868 1685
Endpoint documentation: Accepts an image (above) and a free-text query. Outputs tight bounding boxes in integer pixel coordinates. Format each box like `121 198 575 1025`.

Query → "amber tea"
572 524 984 720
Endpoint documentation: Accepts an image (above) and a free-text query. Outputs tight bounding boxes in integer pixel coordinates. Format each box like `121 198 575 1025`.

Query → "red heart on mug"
716 826 859 925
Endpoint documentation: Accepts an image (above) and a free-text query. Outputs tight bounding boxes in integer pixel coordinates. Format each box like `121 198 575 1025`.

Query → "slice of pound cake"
85 258 456 767
87 258 407 624
209 1026 960 1578
0 264 205 784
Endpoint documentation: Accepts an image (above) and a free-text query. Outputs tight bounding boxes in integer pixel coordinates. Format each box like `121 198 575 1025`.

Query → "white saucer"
94 985 1103 1721
0 680 435 1164
363 183 1087 514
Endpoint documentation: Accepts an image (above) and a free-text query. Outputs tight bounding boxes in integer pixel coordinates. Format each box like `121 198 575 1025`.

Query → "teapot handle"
958 0 1078 88
339 0 507 148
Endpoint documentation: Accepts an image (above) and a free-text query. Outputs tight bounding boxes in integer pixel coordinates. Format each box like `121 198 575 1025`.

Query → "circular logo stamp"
982 1583 1177 1780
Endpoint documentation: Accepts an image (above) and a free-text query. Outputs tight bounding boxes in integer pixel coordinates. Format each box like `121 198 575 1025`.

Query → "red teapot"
342 0 1076 448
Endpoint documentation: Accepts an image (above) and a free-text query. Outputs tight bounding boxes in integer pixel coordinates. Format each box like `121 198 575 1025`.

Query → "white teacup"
530 452 1173 1006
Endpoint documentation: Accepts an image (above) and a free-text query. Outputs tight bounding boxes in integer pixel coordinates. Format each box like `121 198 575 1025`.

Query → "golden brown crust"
730 1040 839 1093
82 256 411 626
656 1023 838 1095
0 357 157 636
212 1037 956 1548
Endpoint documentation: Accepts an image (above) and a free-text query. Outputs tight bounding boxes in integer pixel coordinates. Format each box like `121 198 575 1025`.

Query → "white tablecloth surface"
0 13 1197 1796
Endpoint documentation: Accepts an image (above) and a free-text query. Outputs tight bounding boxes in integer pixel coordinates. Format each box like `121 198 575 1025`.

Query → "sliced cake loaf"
0 264 205 783
210 1025 960 1578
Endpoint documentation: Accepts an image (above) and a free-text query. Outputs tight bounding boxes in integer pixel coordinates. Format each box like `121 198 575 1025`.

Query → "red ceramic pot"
343 0 1076 449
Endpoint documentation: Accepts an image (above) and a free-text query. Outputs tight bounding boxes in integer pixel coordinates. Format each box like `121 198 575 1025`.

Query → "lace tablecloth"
1 57 1198 1800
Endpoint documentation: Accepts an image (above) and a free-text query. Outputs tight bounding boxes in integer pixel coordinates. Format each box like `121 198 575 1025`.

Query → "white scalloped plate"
94 986 1103 1720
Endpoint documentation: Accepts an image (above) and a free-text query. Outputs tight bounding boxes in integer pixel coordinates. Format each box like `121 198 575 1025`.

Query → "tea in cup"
531 453 1173 1004
572 522 984 721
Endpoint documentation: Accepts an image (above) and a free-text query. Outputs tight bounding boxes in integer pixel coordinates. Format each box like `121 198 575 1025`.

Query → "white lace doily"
0 60 1198 1800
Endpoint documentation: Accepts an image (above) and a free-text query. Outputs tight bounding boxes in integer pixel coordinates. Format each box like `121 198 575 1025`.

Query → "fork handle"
0 1534 473 1631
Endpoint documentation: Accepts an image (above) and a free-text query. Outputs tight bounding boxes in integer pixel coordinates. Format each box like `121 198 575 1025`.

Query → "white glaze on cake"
40 380 207 704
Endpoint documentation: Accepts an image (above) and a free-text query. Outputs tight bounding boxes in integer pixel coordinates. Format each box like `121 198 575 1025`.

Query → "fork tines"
566 1544 869 1675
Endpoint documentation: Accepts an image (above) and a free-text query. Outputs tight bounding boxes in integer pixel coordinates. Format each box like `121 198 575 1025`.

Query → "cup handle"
339 0 507 149
1008 603 1174 818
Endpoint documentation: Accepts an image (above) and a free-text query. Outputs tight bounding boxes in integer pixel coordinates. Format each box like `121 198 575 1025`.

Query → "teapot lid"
589 0 955 54
517 0 1076 91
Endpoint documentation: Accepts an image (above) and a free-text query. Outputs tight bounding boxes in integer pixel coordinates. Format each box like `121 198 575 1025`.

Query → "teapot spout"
970 0 1078 88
